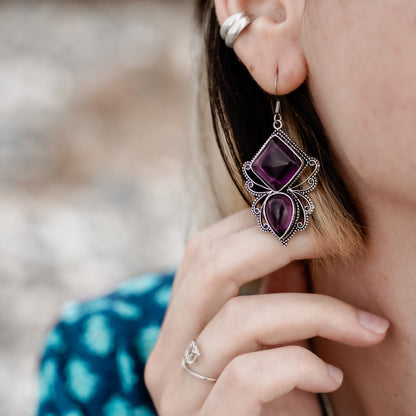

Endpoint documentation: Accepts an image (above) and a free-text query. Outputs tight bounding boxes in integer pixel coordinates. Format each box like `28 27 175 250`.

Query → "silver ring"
220 12 253 48
181 340 217 382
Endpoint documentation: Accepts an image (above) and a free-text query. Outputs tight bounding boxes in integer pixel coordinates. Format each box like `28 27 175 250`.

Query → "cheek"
302 0 416 203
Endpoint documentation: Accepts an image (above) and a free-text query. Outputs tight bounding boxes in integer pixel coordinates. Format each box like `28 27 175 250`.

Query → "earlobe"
215 0 307 95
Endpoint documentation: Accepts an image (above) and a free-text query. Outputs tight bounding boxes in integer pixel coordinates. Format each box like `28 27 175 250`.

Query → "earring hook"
274 72 281 114
273 71 282 130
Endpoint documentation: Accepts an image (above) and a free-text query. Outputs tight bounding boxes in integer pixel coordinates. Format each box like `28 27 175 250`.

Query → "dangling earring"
242 73 320 246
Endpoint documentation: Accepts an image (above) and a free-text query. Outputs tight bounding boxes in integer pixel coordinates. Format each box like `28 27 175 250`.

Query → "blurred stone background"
0 0 195 414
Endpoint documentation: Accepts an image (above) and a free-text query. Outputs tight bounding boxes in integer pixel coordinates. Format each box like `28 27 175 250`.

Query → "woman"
145 0 416 414
37 0 415 415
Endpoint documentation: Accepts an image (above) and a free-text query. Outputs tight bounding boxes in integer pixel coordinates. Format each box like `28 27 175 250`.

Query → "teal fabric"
35 270 331 416
36 271 175 416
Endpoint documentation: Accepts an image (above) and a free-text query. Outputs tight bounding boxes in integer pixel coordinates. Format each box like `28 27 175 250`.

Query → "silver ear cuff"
220 12 253 48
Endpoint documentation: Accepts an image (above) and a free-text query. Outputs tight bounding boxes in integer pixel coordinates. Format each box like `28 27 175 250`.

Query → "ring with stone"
181 340 217 382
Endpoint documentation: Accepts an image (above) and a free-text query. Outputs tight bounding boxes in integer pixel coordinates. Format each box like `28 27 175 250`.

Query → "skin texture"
302 2 416 414
145 210 389 415
145 0 416 414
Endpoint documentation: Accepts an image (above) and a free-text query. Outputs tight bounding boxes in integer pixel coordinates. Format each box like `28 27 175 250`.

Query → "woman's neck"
311 190 416 416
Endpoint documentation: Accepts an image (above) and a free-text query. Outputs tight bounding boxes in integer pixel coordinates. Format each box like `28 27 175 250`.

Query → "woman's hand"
144 209 389 416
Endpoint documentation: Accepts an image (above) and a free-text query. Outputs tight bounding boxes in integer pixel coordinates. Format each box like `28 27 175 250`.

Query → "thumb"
259 260 310 294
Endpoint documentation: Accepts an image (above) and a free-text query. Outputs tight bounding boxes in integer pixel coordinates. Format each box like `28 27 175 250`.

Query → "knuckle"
316 293 343 308
286 346 317 375
285 345 311 365
223 354 253 391
220 296 251 327
185 231 218 266
143 350 159 393
185 232 205 257
183 231 240 299
144 340 168 396
222 296 244 316
308 293 353 326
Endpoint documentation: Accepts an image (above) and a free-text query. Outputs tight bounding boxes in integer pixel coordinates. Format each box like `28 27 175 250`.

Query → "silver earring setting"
220 12 253 48
242 74 320 246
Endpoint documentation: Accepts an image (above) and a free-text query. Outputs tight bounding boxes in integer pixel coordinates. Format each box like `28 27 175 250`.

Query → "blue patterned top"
36 271 175 416
36 270 332 416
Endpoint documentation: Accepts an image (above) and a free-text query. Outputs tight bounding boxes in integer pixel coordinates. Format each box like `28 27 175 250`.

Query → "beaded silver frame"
242 124 320 246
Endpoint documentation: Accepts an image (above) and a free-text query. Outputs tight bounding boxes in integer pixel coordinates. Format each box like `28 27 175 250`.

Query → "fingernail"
358 310 390 334
327 364 343 384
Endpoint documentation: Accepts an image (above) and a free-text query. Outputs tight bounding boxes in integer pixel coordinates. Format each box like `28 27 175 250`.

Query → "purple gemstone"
252 137 302 191
264 194 294 237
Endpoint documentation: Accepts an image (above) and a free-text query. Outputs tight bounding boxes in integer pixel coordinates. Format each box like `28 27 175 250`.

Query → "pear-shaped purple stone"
264 194 294 238
252 137 303 191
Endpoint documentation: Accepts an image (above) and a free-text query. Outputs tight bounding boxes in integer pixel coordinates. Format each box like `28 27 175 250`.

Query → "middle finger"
191 292 389 381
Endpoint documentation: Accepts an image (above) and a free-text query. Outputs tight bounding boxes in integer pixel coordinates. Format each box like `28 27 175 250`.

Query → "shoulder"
54 270 174 362
36 271 174 416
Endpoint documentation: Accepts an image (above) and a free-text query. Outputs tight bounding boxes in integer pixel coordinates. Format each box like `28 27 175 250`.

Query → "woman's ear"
214 0 307 95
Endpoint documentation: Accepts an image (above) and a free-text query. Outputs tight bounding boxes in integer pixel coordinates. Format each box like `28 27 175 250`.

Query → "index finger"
167 223 327 345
